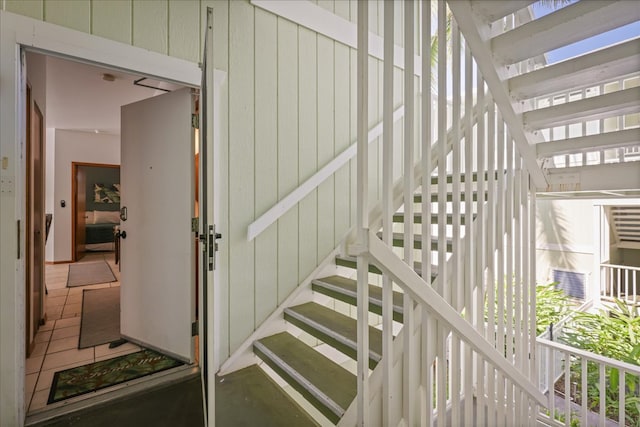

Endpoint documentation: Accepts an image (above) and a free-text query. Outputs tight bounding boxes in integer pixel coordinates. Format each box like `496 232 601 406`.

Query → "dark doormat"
79 287 120 349
48 349 183 404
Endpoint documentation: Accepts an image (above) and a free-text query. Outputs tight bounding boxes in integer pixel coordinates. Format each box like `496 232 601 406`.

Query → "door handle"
116 230 127 239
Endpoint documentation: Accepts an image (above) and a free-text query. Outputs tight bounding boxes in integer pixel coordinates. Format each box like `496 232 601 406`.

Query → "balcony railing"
601 262 640 306
537 337 640 427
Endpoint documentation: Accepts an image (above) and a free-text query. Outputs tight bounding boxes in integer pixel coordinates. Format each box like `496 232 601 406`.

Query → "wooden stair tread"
393 212 475 225
312 275 404 322
335 255 437 280
285 302 383 368
378 232 454 252
254 332 356 423
215 364 320 427
414 192 487 203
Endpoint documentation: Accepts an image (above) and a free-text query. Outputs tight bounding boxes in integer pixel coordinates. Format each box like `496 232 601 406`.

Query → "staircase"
251 180 474 425
218 1 640 426
464 0 640 198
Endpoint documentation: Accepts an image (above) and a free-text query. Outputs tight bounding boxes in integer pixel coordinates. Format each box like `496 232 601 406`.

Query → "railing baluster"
381 0 394 424
496 112 506 427
564 351 570 427
450 17 462 427
599 363 606 426
421 1 434 424
581 358 588 426
355 1 369 424
436 4 447 425
463 38 474 427
486 97 496 427
547 346 555 418
506 131 514 364
619 370 625 427
403 2 416 425
475 72 487 427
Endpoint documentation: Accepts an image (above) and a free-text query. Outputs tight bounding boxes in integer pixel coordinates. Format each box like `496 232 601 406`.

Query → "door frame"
0 10 224 424
71 162 120 262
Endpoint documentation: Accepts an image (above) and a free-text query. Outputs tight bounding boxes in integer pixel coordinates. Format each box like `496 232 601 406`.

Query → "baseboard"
46 260 72 265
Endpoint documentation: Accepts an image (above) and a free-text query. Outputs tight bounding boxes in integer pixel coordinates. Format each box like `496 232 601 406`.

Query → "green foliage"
536 282 571 336
562 300 640 365
560 300 640 426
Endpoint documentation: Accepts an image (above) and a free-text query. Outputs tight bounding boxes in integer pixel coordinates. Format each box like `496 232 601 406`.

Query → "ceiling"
40 54 183 135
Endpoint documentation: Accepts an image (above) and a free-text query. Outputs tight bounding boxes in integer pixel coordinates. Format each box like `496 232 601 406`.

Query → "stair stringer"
218 246 343 376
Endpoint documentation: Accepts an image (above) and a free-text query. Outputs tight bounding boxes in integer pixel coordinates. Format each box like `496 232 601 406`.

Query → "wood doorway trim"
71 162 120 262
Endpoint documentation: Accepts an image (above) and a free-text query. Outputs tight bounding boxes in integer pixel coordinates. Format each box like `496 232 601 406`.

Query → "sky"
531 1 640 64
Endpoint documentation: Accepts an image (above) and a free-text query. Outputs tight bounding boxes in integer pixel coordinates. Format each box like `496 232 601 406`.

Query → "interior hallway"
25 252 142 414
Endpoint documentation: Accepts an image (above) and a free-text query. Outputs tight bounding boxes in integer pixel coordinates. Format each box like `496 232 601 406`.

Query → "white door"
120 88 195 362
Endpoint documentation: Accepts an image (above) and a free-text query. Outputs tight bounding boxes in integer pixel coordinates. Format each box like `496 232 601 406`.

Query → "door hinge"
17 220 21 259
191 114 199 129
191 321 198 336
191 217 199 233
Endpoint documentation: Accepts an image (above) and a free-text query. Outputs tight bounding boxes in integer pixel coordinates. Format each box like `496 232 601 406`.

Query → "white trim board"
250 0 423 76
536 243 593 255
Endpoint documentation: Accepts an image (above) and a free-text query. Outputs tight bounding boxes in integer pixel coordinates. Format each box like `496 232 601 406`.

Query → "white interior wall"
49 129 120 262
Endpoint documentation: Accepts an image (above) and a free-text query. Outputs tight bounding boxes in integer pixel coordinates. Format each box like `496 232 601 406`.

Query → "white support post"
474 72 486 427
592 206 602 306
382 1 394 425
486 96 496 427
496 112 506 427
356 1 369 425
528 172 537 383
436 4 447 424
463 39 474 427
450 18 462 427
420 2 434 425
403 2 416 425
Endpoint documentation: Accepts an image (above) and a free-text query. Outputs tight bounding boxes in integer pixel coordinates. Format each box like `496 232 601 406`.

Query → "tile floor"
25 252 142 413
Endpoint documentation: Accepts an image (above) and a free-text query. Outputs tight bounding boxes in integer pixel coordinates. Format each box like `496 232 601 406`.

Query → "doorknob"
116 230 127 239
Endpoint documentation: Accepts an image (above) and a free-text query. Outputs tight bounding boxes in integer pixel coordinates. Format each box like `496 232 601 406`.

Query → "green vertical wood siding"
92 0 131 44
254 8 279 329
45 0 90 33
133 0 168 54
2 0 406 362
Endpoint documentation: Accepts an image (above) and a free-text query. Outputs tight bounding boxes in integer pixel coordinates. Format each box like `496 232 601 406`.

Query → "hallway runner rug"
47 349 184 404
78 287 120 349
67 260 116 287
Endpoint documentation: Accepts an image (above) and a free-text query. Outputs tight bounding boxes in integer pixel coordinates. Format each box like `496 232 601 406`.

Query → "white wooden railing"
537 337 640 427
601 263 640 306
348 1 547 425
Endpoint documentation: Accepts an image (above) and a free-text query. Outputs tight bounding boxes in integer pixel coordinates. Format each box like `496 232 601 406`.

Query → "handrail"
367 231 548 407
601 262 640 272
537 337 640 376
247 106 404 241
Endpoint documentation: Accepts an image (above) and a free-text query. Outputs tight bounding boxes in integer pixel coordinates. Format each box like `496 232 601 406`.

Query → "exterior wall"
0 5 415 419
536 199 595 285
47 129 120 262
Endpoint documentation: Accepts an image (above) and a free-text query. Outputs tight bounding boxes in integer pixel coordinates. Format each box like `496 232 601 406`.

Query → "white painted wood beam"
492 0 640 65
523 86 640 130
447 0 548 189
471 0 536 23
509 37 640 100
536 128 640 157
546 162 640 193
